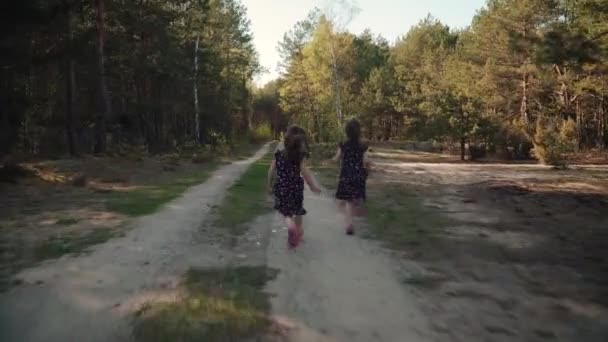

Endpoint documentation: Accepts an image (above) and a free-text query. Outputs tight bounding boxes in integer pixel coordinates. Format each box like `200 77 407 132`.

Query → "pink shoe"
346 224 354 235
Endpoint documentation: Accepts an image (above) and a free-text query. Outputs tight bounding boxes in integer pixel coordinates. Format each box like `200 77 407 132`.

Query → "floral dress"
336 141 368 202
273 150 306 217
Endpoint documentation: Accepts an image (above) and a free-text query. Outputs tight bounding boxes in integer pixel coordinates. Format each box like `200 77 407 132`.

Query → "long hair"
283 125 308 162
345 118 361 146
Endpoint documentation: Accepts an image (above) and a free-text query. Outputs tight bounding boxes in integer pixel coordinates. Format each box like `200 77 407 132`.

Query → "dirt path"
265 189 434 342
0 143 271 342
367 149 608 342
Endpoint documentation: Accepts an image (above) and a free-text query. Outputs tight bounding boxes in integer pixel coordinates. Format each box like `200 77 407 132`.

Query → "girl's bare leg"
294 215 303 241
345 201 354 234
336 199 347 214
286 216 298 247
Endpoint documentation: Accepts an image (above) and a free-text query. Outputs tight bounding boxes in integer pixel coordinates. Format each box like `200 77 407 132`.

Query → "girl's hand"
311 185 322 195
267 186 273 195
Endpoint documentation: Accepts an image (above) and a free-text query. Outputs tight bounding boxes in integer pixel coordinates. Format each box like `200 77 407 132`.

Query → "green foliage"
272 1 608 161
252 80 287 139
133 266 277 342
560 118 579 152
3 0 608 161
1 0 261 157
532 117 579 165
248 124 273 144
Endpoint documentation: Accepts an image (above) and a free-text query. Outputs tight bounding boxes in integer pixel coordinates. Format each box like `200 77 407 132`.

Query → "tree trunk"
600 94 606 150
193 36 201 144
576 97 582 150
94 0 111 154
65 4 77 156
460 137 466 161
66 60 77 156
521 69 529 124
329 41 342 126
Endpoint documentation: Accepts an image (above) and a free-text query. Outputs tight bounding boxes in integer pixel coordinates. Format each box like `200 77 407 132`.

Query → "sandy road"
265 189 434 342
0 144 271 342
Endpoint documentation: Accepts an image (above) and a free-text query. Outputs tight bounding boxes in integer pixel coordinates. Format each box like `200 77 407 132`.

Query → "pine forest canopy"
1 0 261 157
1 0 607 164
270 0 608 163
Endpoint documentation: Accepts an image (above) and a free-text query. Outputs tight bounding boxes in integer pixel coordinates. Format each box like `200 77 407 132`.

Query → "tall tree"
94 0 111 153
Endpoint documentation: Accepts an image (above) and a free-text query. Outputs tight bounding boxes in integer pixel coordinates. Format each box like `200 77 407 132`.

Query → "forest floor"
0 143 262 291
0 143 272 342
265 146 608 342
333 146 608 341
1 143 607 341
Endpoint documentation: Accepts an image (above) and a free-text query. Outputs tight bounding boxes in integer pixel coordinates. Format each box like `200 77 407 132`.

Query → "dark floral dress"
273 150 306 217
336 141 368 201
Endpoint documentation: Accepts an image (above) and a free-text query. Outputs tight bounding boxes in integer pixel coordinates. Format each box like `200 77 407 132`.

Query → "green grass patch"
214 152 273 235
313 163 339 190
133 266 278 342
309 143 339 189
34 228 120 260
106 164 219 216
228 140 267 161
55 216 80 226
366 185 447 249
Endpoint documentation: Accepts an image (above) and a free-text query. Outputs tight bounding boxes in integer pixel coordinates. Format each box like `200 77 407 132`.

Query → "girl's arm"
301 161 321 194
331 147 342 162
267 159 276 194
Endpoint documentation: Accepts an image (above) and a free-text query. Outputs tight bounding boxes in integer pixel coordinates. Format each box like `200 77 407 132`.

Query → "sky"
241 0 487 86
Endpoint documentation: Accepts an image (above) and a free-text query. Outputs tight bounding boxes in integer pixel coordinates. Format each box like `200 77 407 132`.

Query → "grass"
308 143 446 248
366 184 447 249
106 164 219 217
228 140 267 161
133 266 278 342
309 144 340 189
214 152 273 235
55 216 80 226
401 273 448 289
34 228 121 260
313 163 339 190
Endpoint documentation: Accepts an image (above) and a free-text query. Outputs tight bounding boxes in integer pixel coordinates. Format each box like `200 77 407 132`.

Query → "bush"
249 124 273 144
191 152 213 164
213 136 231 156
559 119 578 152
468 144 487 161
532 117 578 165
178 143 214 164
160 153 180 166
70 173 88 187
309 143 336 162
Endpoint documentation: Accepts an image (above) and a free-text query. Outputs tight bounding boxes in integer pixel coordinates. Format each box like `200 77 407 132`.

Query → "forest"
1 0 262 158
1 0 607 164
261 0 608 163
1 2 608 341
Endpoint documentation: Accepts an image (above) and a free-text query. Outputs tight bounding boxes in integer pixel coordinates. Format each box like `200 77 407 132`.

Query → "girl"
267 126 321 248
333 118 371 235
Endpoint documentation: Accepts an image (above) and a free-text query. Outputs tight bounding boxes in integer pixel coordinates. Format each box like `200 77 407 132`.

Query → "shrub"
191 152 213 164
468 144 487 161
213 135 231 156
559 118 578 153
249 124 273 144
532 117 578 165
